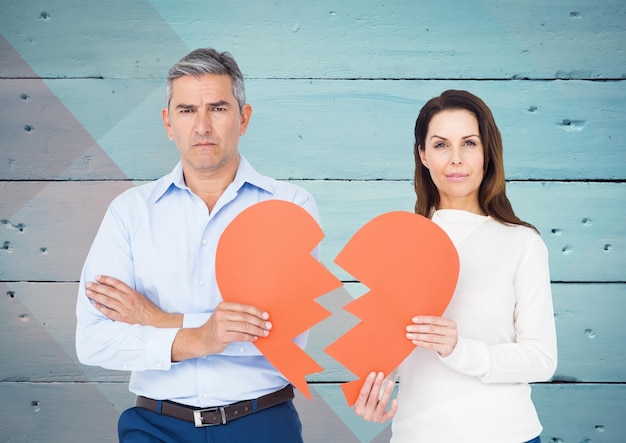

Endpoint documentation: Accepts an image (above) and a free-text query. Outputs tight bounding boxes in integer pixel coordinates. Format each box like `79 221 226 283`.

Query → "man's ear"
162 108 174 140
239 104 252 136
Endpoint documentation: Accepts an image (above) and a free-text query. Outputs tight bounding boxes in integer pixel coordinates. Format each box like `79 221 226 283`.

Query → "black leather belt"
136 385 294 427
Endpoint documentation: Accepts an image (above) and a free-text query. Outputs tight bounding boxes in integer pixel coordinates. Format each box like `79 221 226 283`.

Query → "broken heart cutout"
216 202 459 405
215 200 343 399
325 211 459 406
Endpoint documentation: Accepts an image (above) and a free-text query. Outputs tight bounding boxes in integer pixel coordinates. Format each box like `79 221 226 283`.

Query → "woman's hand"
406 316 458 357
353 371 398 423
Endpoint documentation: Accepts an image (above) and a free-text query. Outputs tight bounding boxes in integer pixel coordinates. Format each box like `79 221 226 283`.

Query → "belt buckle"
193 406 226 427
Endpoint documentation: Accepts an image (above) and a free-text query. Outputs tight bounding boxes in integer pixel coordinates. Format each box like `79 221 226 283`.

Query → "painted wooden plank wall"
2 0 625 79
1 281 624 442
1 78 625 181
1 1 625 442
2 181 625 282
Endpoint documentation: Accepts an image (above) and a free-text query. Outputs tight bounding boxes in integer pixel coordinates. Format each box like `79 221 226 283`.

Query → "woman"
354 90 557 443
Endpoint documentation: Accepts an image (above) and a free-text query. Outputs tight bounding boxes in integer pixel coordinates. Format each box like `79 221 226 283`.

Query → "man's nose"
195 112 213 134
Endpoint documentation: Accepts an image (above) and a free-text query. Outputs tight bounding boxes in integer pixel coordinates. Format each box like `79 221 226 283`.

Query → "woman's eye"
434 142 446 148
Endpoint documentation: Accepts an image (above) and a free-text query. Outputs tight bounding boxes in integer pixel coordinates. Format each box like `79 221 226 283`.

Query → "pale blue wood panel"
0 282 129 383
0 381 390 443
0 2 187 80
0 281 87 383
310 383 626 443
1 181 624 282
551 284 626 382
0 77 130 181
2 281 624 441
0 382 128 443
532 383 626 443
306 283 626 383
0 181 133 281
3 281 624 384
506 182 626 282
2 1 624 79
2 382 622 443
2 78 623 181
244 80 626 181
302 180 626 282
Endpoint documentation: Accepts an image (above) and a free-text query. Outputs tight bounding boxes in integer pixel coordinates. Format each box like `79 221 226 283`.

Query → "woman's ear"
418 146 429 169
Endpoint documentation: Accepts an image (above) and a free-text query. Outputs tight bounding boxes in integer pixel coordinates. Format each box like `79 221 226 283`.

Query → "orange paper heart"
324 211 459 406
215 200 343 399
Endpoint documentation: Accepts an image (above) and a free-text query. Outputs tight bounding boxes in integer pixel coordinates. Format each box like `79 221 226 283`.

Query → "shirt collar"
149 154 276 203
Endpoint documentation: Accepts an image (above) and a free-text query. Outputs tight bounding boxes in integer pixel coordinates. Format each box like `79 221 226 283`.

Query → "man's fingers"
87 289 119 311
218 301 269 320
214 302 272 334
86 281 125 304
95 274 130 291
92 300 121 321
206 302 273 350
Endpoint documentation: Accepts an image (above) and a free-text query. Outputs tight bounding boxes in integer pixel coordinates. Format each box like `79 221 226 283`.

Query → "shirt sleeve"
440 233 558 383
75 197 179 372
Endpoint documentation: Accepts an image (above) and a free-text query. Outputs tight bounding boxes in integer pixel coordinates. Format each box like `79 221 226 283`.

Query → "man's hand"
171 301 272 361
406 315 458 357
354 371 397 423
86 275 182 328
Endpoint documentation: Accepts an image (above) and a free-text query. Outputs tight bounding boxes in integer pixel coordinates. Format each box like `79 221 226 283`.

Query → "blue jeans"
118 400 302 443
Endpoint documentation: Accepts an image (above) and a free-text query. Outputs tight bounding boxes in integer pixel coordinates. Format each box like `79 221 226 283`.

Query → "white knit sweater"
391 210 557 443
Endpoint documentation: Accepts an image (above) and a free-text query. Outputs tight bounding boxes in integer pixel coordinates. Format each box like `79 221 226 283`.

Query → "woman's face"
419 109 485 214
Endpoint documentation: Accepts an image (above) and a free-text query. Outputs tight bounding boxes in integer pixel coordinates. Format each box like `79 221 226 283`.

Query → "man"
75 48 318 442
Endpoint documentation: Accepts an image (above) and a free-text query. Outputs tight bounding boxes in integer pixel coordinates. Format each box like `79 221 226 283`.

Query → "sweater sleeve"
440 233 558 383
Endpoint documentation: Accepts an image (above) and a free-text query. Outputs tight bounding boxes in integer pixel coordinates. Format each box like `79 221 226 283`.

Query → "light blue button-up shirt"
75 155 319 406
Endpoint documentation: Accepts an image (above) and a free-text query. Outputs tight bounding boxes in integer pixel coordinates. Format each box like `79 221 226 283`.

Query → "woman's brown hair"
413 90 537 232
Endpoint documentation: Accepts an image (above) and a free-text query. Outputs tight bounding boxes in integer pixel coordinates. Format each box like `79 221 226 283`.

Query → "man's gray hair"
166 48 246 112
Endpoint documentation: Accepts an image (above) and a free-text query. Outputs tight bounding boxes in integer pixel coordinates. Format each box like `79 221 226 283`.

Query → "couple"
75 48 557 443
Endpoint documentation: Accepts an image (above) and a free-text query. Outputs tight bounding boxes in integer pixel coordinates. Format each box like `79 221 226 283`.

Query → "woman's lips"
446 172 468 182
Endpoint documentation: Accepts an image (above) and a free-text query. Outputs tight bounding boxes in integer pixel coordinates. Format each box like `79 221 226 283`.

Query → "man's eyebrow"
174 101 232 109
207 100 231 107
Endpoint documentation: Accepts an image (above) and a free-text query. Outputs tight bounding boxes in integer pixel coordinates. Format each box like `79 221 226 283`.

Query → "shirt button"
202 239 208 245
199 280 205 286
202 392 208 399
156 362 163 369
239 347 245 353
121 364 128 369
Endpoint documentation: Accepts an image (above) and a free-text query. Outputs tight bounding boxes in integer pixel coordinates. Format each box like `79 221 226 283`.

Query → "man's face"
162 74 251 175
